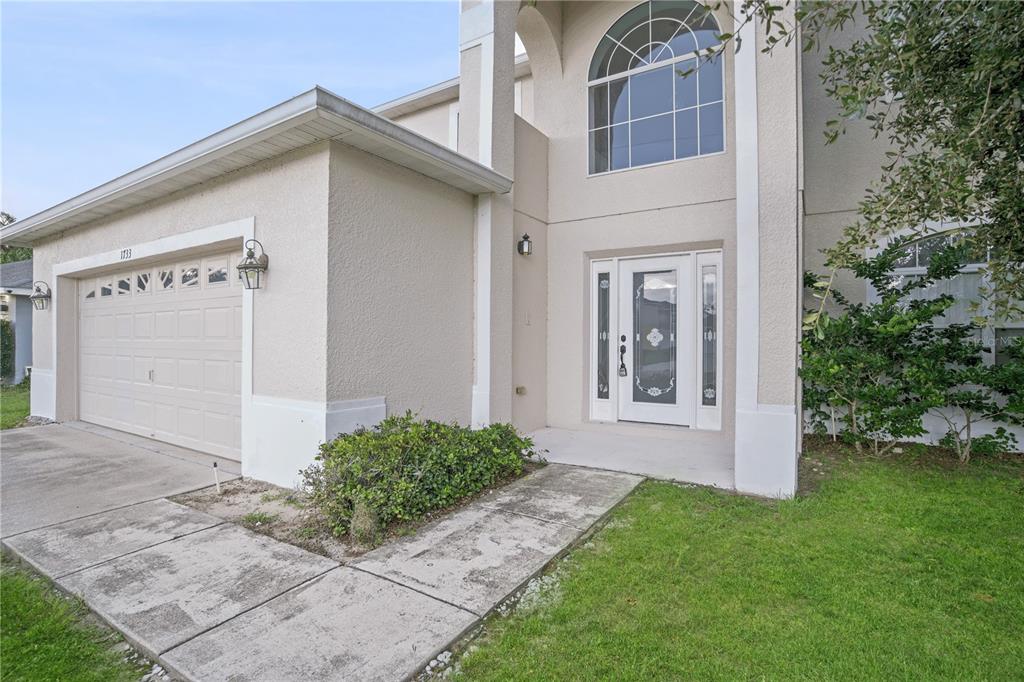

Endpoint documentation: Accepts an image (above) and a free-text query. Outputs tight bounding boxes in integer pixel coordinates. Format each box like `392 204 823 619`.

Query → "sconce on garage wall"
236 239 269 290
517 233 533 256
30 281 51 310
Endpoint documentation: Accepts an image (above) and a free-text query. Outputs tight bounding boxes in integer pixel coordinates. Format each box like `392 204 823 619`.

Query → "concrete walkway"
1 424 642 681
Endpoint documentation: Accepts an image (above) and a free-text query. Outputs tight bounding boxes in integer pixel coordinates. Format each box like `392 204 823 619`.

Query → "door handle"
618 343 628 377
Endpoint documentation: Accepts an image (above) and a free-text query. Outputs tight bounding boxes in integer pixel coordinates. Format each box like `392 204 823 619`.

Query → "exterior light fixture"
517 233 533 256
236 239 269 290
30 281 51 311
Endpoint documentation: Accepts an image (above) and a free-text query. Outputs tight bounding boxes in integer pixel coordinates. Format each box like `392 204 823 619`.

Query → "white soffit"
2 86 512 246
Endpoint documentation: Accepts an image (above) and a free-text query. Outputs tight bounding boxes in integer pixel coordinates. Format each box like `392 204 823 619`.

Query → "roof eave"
2 87 510 246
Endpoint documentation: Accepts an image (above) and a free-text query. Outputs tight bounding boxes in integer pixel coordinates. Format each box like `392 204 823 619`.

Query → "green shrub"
302 412 535 538
0 319 13 379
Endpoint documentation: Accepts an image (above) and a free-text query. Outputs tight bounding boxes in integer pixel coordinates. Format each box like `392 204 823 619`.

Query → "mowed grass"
456 443 1024 680
0 383 30 429
0 555 148 682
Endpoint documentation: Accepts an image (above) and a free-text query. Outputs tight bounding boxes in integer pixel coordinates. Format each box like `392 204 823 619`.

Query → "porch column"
459 0 517 427
733 13 801 498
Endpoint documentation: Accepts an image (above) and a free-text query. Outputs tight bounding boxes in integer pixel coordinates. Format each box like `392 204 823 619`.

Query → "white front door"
617 255 693 425
590 251 722 429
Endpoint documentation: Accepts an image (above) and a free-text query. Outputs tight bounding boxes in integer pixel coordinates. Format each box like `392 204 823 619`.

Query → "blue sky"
1 1 463 220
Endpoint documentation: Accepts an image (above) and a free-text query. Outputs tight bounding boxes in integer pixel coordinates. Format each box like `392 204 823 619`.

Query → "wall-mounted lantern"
236 239 269 290
30 281 51 310
517 233 533 256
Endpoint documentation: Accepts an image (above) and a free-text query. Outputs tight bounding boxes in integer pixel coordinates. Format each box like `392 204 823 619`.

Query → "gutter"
2 86 511 246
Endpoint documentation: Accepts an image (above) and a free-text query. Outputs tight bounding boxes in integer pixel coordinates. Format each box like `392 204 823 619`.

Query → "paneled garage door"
79 249 243 460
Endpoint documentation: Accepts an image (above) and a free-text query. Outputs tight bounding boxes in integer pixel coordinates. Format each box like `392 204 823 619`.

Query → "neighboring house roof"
374 54 531 119
0 259 33 293
1 86 512 247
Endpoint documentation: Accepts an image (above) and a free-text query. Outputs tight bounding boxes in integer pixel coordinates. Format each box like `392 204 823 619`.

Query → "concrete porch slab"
532 426 734 489
352 504 584 616
475 464 643 530
162 567 478 681
58 523 337 655
0 424 238 537
3 499 222 577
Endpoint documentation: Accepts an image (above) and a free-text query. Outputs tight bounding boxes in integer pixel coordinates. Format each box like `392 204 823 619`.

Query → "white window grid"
873 229 1023 365
80 252 240 304
587 1 726 174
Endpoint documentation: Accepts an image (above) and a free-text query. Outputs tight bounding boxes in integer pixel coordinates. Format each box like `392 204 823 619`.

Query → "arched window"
588 1 725 174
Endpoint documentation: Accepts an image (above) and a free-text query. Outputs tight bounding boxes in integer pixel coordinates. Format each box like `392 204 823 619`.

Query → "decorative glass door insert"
616 255 693 426
632 270 677 404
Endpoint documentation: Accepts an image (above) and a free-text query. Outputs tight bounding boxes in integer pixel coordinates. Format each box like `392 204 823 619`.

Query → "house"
4 1 1011 497
0 259 34 384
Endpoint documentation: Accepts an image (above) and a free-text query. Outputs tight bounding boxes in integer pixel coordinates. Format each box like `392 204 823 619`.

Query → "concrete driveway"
0 422 239 537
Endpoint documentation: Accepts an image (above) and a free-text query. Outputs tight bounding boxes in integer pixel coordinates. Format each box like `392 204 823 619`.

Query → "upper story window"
588 0 725 175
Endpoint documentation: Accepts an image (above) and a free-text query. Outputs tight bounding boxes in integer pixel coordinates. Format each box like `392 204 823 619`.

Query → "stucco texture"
801 20 892 308
326 141 475 424
754 18 800 407
30 143 331 406
512 117 549 432
389 101 453 149
523 1 738 449
546 201 737 451
538 1 736 225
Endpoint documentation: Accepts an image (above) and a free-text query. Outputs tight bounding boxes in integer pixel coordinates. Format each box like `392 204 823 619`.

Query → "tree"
0 212 32 264
804 238 1023 461
722 1 1024 322
801 240 960 454
908 327 1023 463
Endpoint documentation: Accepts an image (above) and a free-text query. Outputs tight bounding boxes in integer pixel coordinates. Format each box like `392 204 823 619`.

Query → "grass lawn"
0 555 149 682
0 383 30 429
456 440 1024 680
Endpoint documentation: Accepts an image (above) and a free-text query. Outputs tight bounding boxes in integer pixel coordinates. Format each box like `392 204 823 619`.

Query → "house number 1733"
119 248 132 261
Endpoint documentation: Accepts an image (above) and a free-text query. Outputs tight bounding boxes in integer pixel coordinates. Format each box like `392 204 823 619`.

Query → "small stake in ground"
213 462 221 494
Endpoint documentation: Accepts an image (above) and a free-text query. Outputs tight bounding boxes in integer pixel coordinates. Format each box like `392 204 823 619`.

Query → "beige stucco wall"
31 143 331 410
388 74 534 152
522 1 737 447
546 203 737 448
755 19 801 407
540 1 736 224
389 101 453 148
512 116 549 432
325 141 475 424
801 19 891 306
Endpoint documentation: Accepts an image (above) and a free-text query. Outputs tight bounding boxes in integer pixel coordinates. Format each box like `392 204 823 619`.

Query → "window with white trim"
884 230 1022 366
588 0 724 174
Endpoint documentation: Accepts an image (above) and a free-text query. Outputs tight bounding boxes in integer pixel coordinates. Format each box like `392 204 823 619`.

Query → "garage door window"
83 281 95 300
159 269 174 291
100 280 113 297
117 276 131 296
136 271 151 294
181 263 200 288
207 258 229 286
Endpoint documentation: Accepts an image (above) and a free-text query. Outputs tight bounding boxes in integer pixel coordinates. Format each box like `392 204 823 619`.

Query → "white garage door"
79 249 243 460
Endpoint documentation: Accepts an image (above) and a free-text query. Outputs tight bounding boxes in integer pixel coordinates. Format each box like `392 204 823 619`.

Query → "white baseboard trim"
326 396 386 440
29 368 55 420
735 404 798 499
245 394 386 489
